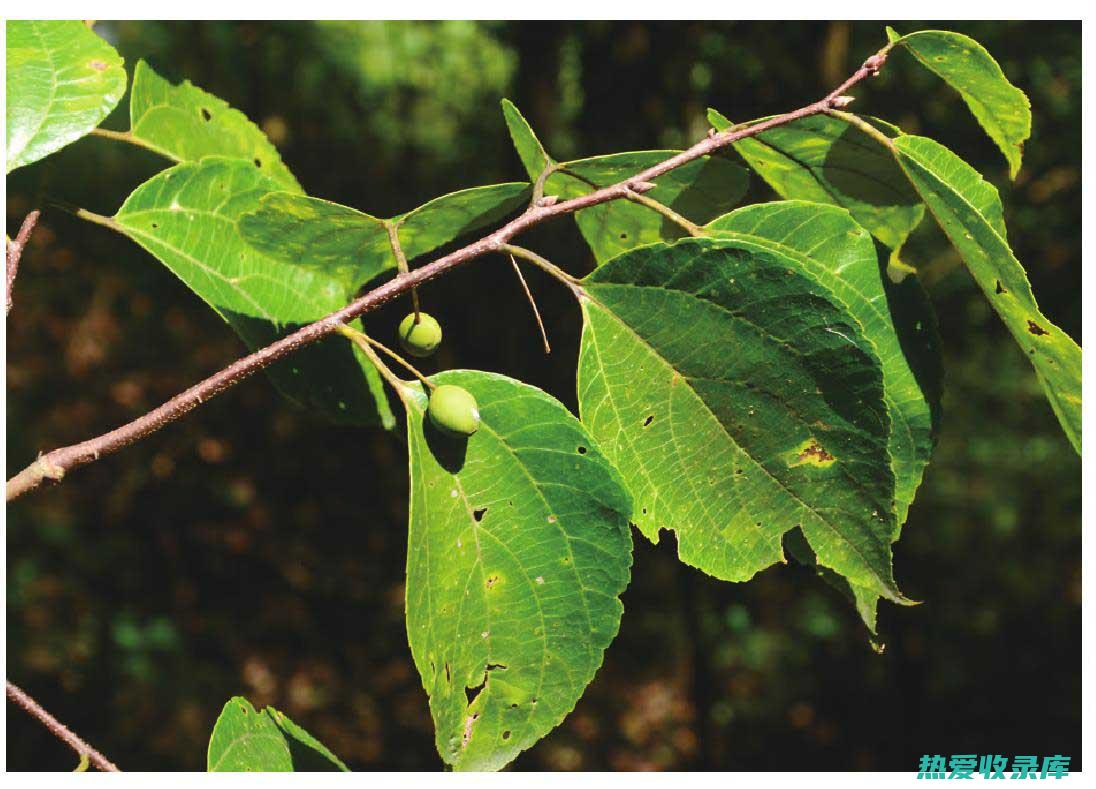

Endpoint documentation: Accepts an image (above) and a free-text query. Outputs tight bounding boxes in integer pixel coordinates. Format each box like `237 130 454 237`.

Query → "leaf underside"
405 370 632 771
112 156 393 427
895 135 1080 452
6 20 127 173
577 237 909 605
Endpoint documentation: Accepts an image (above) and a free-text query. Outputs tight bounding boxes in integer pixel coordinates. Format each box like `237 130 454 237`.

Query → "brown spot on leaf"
89 59 107 71
1027 320 1048 336
799 443 835 464
995 280 1007 295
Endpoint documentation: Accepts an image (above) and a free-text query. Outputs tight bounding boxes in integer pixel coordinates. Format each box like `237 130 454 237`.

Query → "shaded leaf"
895 135 1080 451
112 157 393 427
577 237 909 603
6 20 126 172
707 200 942 526
237 182 530 289
405 370 632 771
503 100 748 263
709 108 923 251
550 152 749 263
888 28 1031 178
128 60 301 191
207 696 348 772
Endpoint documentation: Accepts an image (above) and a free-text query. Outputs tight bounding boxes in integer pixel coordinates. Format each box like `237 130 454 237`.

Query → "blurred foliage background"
6 21 1080 771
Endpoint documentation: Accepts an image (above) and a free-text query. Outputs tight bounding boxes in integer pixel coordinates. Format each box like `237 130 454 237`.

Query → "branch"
6 680 120 771
5 46 890 502
7 209 40 316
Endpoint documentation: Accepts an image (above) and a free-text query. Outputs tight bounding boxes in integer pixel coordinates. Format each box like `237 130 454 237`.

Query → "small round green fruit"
428 385 480 437
398 312 443 357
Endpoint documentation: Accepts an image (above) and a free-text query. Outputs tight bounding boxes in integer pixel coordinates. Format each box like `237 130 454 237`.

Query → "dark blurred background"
6 21 1080 771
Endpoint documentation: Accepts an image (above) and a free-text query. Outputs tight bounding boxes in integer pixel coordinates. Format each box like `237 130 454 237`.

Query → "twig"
5 46 891 502
509 254 551 354
7 210 40 316
6 680 120 772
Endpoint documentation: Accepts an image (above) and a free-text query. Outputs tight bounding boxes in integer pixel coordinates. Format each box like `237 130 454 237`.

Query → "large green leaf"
707 202 942 634
707 201 942 524
127 60 301 191
6 20 126 172
709 108 924 252
405 370 632 771
502 100 748 263
111 157 393 427
207 696 348 771
577 237 910 604
895 135 1080 451
237 182 530 289
887 28 1031 178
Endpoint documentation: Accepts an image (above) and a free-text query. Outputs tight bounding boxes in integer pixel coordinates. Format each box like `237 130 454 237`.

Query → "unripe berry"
398 312 443 358
428 385 480 437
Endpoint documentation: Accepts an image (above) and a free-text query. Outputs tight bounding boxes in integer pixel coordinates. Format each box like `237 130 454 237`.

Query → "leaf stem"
6 45 892 501
824 109 897 150
385 220 421 320
6 680 120 772
498 244 581 292
623 190 704 236
334 324 412 401
89 127 179 160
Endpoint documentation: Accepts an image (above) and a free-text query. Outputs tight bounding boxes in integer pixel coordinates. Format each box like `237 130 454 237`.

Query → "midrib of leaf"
583 284 899 599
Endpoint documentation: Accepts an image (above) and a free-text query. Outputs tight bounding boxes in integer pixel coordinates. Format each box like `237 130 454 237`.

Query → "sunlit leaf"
895 135 1080 451
128 60 301 191
501 98 552 178
207 696 348 772
111 157 394 427
237 183 530 289
577 237 910 604
405 370 632 771
887 28 1031 178
6 20 126 172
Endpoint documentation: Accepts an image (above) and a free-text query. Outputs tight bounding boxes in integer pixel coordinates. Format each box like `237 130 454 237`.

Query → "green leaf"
707 201 942 525
405 370 632 771
207 696 348 771
888 29 1031 178
111 157 394 428
549 152 749 263
577 237 909 604
709 108 924 251
237 182 530 289
501 98 552 178
895 135 1080 451
503 100 748 264
127 60 301 191
6 20 126 172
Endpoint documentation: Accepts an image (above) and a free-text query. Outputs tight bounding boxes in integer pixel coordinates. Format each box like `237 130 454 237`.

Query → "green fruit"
428 385 480 437
398 312 443 357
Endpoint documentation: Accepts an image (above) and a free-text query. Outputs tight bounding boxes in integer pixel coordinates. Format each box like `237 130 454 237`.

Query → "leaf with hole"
237 182 530 289
6 20 127 172
577 237 910 605
111 156 394 427
405 370 632 771
894 135 1080 452
127 60 301 191
887 28 1031 178
709 108 923 252
207 696 348 772
503 100 748 263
